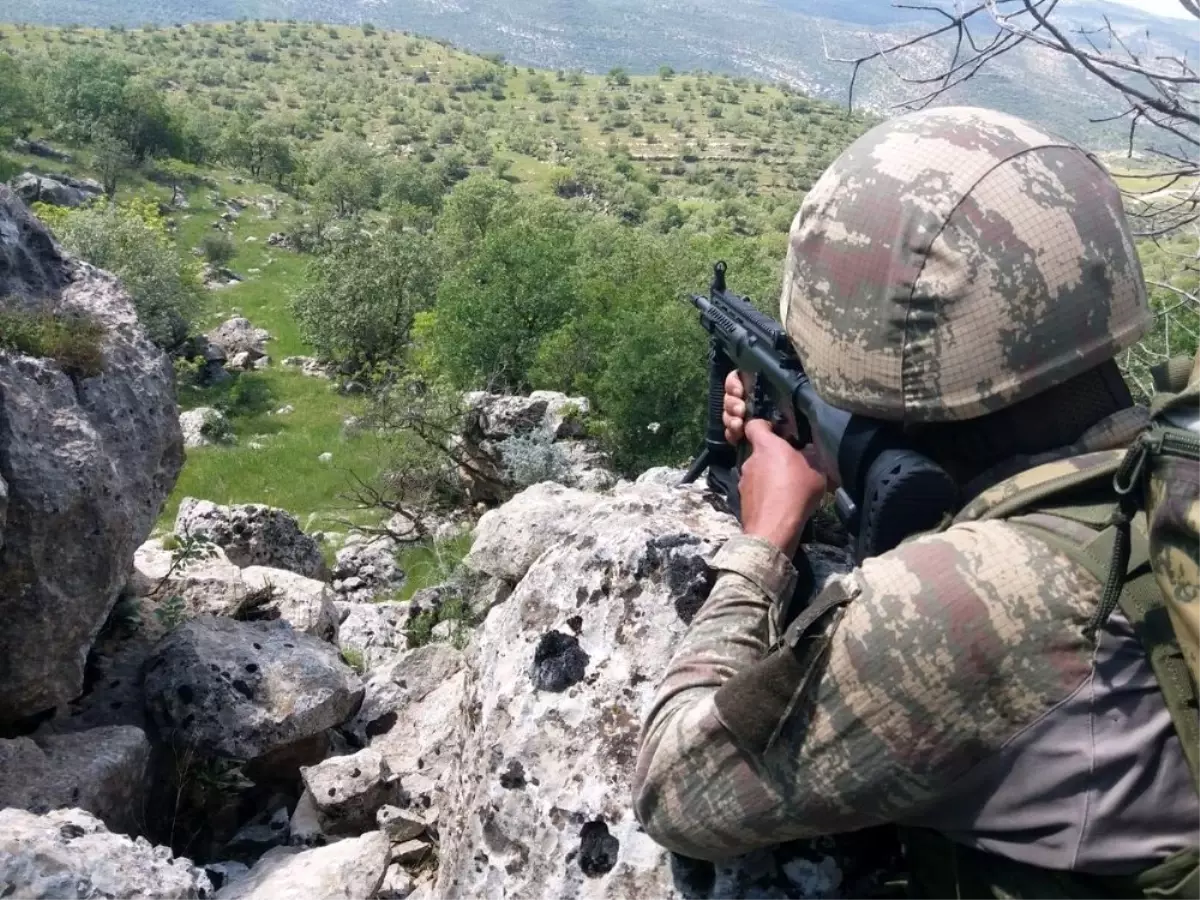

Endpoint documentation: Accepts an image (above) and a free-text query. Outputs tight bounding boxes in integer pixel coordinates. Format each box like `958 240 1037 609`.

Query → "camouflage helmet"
780 105 1152 423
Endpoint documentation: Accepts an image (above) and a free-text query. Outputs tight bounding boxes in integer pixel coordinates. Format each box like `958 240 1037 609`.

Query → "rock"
301 747 398 836
229 350 256 371
289 789 325 848
376 804 436 843
13 137 73 161
559 440 618 492
0 185 184 721
170 553 257 617
282 355 331 379
179 407 233 448
337 602 410 669
465 483 604 584
175 498 328 579
275 404 295 415
0 726 150 836
205 862 250 892
333 538 404 604
11 171 101 207
345 645 466 793
241 566 339 641
223 805 292 860
266 232 293 249
143 616 364 760
215 831 390 900
529 390 591 439
128 538 174 596
207 317 269 357
392 838 431 866
377 864 415 899
434 479 870 898
0 807 211 898
634 466 688 488
318 452 333 463
252 355 270 370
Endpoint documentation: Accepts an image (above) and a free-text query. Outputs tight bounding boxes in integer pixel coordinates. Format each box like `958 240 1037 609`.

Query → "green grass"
393 531 473 603
0 308 106 376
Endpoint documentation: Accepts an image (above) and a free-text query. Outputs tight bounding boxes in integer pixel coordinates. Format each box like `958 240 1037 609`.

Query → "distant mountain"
9 0 1195 147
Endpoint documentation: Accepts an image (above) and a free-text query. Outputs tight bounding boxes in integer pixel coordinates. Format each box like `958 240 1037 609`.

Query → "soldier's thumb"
743 417 779 449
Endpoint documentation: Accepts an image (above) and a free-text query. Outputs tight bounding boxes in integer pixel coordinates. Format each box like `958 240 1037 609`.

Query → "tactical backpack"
901 352 1200 899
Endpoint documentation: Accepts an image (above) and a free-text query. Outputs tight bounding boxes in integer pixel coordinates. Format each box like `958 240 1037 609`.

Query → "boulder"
289 789 325 848
207 317 270 357
301 747 399 836
175 498 328 579
10 171 101 207
12 138 73 161
215 831 390 900
143 616 364 760
241 566 339 641
179 407 232 448
222 805 292 861
170 553 256 617
345 645 466 795
0 726 151 836
337 602 410 670
281 355 332 379
0 807 212 898
0 185 184 721
433 479 872 899
559 440 618 492
332 537 404 603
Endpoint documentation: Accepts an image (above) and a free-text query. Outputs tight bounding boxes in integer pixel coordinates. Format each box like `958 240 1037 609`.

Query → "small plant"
0 308 106 377
200 232 236 266
154 592 188 630
151 531 219 630
198 411 234 444
497 429 570 488
340 646 365 673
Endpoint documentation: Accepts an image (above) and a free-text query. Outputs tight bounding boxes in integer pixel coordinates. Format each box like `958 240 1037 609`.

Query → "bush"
0 309 106 377
200 232 235 266
497 430 571 488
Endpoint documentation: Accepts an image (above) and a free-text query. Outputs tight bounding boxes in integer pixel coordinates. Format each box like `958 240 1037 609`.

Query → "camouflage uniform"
633 107 1199 882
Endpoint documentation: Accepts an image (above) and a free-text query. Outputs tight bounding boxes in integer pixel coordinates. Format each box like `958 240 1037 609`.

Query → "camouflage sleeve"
632 521 1099 861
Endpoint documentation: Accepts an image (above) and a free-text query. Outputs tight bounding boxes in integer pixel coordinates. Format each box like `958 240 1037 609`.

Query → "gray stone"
375 805 431 843
392 838 431 866
143 616 364 760
337 602 410 671
301 747 398 836
333 538 404 604
289 789 325 848
241 566 339 642
376 864 415 899
205 862 250 892
0 185 184 721
179 407 232 449
206 317 270 357
215 831 390 900
223 805 292 860
434 478 861 899
0 726 150 836
10 171 100 207
0 807 211 898
345 645 466 793
175 498 328 579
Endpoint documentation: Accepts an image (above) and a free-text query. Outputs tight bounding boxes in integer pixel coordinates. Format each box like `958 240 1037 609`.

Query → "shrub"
0 309 106 377
200 231 235 266
497 430 571 488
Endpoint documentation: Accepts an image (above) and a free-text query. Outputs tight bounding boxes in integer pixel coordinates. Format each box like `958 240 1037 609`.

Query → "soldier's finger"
723 394 746 420
724 370 744 398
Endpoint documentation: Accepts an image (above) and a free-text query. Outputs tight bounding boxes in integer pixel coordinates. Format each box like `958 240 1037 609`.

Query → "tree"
0 55 34 143
43 51 132 145
293 228 438 371
434 172 517 263
92 126 134 197
307 136 383 217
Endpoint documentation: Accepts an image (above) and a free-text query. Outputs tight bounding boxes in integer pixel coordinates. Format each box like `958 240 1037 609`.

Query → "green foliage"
200 230 236 265
0 55 34 143
307 135 382 217
340 646 365 672
0 307 106 377
498 430 571 487
49 198 199 350
293 228 438 371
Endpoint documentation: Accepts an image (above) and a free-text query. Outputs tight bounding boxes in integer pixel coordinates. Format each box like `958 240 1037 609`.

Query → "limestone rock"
376 805 434 843
215 830 390 900
241 566 339 641
466 482 604 584
205 317 268 357
434 479 869 899
281 355 332 379
377 864 415 899
0 726 150 836
175 498 328 579
11 171 102 207
223 805 292 861
128 538 174 596
179 407 232 448
205 862 250 892
301 747 398 836
289 789 325 848
172 554 256 617
0 807 211 898
559 440 618 492
143 616 364 760
337 602 410 670
332 537 404 604
345 645 465 793
0 185 184 721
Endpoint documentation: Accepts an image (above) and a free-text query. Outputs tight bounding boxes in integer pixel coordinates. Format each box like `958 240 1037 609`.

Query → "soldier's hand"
722 370 749 444
739 418 827 556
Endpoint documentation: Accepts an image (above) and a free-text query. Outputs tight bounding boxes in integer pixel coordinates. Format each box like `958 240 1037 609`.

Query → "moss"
0 307 106 377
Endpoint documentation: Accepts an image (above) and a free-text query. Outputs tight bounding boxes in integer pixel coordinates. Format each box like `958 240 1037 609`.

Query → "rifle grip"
707 341 734 454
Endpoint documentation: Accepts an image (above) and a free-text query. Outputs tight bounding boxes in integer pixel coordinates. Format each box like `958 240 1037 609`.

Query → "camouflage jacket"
633 408 1198 875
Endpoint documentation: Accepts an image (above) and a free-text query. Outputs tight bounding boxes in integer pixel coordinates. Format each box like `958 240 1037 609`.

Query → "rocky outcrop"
457 391 617 504
0 726 151 836
336 602 410 670
300 747 399 836
175 498 328 579
143 617 363 760
11 171 103 207
215 830 390 900
240 566 339 641
180 406 233 448
0 185 184 721
430 477 876 899
332 537 405 604
206 317 270 358
12 138 73 162
0 807 212 898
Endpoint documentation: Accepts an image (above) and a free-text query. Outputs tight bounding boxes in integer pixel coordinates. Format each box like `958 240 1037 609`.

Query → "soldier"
632 106 1199 898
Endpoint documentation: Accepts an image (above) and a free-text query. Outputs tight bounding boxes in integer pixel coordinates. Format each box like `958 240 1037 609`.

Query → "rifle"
681 261 960 564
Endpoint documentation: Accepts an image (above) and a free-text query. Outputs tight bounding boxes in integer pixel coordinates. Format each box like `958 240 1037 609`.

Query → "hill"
7 0 1196 147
